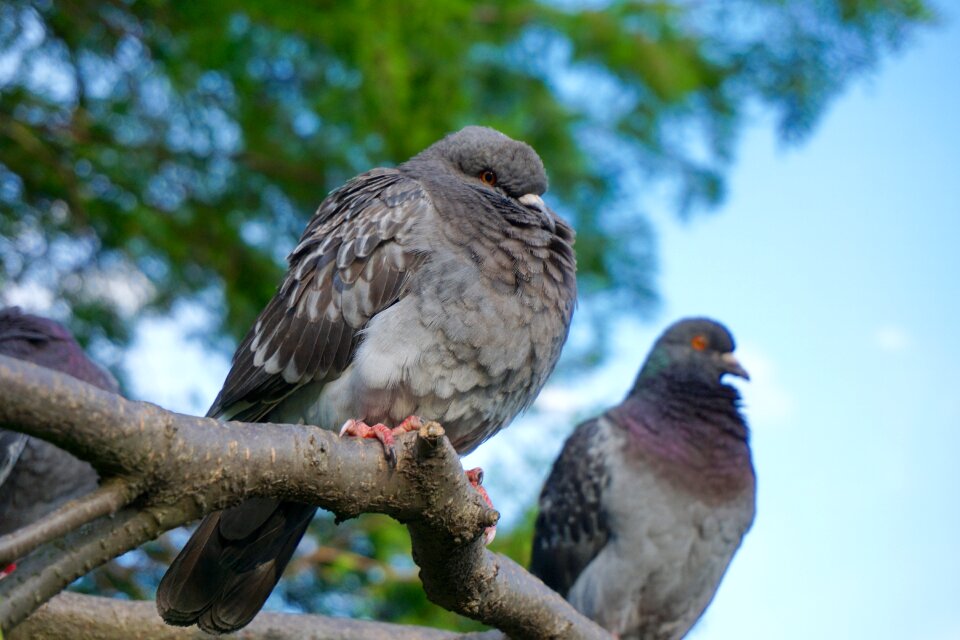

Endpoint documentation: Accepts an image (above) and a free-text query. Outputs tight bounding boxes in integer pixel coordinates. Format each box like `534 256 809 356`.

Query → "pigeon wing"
530 418 613 596
208 168 429 422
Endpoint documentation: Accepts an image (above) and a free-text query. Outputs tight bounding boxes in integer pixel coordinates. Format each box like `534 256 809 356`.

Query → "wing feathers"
207 170 429 420
531 418 612 597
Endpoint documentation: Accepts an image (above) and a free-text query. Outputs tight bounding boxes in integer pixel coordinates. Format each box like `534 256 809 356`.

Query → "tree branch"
0 503 191 629
0 355 611 639
0 477 140 565
9 592 500 640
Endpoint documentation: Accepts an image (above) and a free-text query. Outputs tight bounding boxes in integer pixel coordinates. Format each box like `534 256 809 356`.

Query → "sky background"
122 10 960 640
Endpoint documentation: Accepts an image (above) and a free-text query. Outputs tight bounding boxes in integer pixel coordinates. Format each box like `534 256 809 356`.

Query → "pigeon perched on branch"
531 318 755 640
0 307 119 536
157 126 577 633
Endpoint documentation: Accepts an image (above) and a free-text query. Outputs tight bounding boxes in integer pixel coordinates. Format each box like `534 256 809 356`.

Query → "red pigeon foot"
340 415 425 467
466 467 497 545
0 563 15 579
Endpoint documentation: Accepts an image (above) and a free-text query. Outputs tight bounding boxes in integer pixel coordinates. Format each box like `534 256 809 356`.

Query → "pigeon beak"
720 352 750 381
518 193 557 234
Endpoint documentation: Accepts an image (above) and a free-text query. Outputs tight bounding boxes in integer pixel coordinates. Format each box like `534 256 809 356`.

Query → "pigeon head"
421 125 548 197
634 317 749 390
0 307 118 392
0 306 72 344
406 126 559 233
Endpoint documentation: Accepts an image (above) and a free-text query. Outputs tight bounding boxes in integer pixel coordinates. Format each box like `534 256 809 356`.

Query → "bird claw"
466 467 497 545
340 419 397 466
0 563 15 580
339 415 425 467
393 414 425 435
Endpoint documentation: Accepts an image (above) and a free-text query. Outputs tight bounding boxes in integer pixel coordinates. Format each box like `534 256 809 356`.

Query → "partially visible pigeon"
530 318 755 640
156 126 577 634
0 307 119 536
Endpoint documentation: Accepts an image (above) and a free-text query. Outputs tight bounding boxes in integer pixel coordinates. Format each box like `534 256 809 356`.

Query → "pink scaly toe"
466 467 497 545
339 415 425 466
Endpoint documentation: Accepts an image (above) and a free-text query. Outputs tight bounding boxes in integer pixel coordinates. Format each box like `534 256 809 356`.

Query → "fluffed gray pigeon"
530 318 755 640
156 126 577 633
0 307 119 536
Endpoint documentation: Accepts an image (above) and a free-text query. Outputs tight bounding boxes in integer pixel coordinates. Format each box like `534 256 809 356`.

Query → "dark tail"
156 498 317 633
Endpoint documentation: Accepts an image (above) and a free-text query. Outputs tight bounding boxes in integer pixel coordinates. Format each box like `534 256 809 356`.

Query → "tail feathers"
155 512 223 626
156 499 317 633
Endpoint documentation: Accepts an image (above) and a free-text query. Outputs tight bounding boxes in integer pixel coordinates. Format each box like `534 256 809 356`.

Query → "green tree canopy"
0 0 933 364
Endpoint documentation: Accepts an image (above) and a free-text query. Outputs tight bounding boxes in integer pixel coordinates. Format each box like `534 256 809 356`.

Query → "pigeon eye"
479 170 497 186
691 335 708 351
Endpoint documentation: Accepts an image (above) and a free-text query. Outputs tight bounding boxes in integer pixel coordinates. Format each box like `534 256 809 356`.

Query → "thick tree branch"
0 355 611 639
407 427 604 638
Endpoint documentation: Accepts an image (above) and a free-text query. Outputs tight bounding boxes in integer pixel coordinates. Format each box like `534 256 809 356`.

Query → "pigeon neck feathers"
634 366 746 436
400 127 576 297
610 368 752 501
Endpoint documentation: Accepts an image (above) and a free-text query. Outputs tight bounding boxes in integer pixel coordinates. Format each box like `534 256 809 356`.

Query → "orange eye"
480 170 497 186
691 335 708 351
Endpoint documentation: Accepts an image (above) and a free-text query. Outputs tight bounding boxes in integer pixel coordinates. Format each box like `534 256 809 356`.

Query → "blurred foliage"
0 0 934 364
0 0 933 631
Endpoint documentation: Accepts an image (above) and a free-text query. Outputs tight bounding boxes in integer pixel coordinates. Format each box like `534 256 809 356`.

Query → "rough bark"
0 355 611 639
9 592 500 640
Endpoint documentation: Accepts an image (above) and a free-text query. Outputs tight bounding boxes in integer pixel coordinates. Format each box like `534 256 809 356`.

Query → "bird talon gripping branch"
393 414 424 435
466 467 497 545
339 415 427 466
340 419 399 466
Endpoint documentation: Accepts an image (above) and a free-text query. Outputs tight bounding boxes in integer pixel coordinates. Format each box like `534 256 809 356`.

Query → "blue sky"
122 11 960 639
469 11 960 640
650 13 960 639
516 12 960 640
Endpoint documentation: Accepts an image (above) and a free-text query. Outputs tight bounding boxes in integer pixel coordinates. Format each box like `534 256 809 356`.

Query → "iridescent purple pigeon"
0 307 119 536
531 318 755 640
